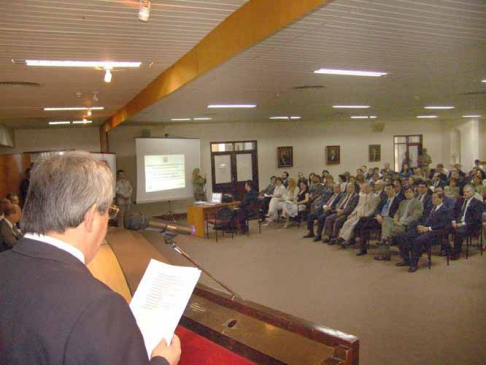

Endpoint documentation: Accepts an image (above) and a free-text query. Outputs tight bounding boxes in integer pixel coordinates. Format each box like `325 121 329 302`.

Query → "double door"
211 141 258 201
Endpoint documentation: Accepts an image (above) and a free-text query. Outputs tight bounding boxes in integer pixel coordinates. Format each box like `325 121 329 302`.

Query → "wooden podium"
99 229 359 364
187 202 239 238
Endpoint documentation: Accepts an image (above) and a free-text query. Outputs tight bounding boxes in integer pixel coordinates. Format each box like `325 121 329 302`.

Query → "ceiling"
0 0 247 128
1 0 485 130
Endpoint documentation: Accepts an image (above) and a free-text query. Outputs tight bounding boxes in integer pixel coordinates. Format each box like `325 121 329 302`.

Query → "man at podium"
0 152 181 365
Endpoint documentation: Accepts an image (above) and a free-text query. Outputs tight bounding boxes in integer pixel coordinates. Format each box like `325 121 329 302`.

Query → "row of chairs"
204 201 311 241
360 223 484 269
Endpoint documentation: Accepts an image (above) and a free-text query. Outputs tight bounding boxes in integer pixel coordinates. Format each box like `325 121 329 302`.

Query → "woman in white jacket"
266 178 299 224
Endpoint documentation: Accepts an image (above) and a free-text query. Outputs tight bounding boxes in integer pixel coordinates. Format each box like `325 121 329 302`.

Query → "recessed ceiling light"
333 105 370 109
208 104 256 108
417 115 438 119
314 68 387 77
370 116 377 119
48 121 70 125
270 116 289 120
462 115 481 118
73 120 93 124
290 116 301 120
482 79 486 83
351 116 370 119
171 118 191 121
26 60 141 68
424 106 454 110
193 117 213 121
44 106 104 111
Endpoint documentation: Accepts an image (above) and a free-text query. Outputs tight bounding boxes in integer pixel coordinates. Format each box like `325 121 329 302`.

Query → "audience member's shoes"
408 265 418 273
384 254 391 261
323 237 331 243
396 261 410 267
374 255 386 261
450 254 461 261
303 232 315 238
335 238 345 245
356 250 367 256
313 236 322 242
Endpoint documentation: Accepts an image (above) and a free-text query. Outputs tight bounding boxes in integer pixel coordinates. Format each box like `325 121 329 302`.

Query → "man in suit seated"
396 191 451 272
431 173 447 189
415 180 433 217
451 185 484 260
234 180 259 234
0 152 180 365
323 183 359 244
388 186 424 261
303 183 342 240
333 182 380 250
0 204 22 252
353 184 402 259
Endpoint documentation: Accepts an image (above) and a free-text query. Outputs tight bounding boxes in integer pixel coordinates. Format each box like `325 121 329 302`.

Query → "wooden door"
211 141 258 200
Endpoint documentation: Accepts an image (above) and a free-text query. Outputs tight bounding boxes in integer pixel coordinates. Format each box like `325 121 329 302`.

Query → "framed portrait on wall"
369 144 381 162
277 146 293 168
326 145 340 165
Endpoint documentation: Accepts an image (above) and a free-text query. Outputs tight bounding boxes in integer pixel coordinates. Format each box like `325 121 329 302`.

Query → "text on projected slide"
145 155 185 192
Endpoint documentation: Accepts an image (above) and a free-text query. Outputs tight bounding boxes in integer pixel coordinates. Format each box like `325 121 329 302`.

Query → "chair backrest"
245 200 261 218
215 207 233 222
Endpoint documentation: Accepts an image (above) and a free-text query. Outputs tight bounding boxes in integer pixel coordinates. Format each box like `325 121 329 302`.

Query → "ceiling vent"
0 81 41 88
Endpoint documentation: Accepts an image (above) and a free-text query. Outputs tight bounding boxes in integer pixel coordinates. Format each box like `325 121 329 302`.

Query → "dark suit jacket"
416 192 433 220
454 198 483 225
0 238 168 365
423 205 450 231
0 219 22 252
342 194 359 215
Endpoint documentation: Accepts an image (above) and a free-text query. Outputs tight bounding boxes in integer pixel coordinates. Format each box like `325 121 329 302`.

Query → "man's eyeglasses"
108 205 119 219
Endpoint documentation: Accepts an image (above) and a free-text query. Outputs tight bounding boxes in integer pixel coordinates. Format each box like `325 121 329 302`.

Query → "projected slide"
145 155 186 192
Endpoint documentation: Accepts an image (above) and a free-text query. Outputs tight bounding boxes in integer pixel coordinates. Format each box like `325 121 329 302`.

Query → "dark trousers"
307 208 323 232
260 197 271 214
399 231 441 265
355 217 381 249
324 213 347 238
453 225 476 254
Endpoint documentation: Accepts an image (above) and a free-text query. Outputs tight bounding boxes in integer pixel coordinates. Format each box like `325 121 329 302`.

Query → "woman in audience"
308 172 316 189
322 170 330 181
444 178 460 199
472 175 485 199
338 174 348 192
280 179 304 228
265 177 287 223
399 163 412 180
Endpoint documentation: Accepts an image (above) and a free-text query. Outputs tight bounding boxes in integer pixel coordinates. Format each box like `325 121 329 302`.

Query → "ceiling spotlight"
139 0 151 22
104 69 112 83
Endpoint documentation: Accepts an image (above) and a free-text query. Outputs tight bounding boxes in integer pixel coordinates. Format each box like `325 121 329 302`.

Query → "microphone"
124 212 196 236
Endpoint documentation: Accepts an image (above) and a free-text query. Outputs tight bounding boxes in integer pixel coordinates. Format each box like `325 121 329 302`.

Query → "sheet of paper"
129 259 201 356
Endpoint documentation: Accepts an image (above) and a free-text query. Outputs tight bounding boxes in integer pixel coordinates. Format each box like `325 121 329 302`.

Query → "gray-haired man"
0 152 180 365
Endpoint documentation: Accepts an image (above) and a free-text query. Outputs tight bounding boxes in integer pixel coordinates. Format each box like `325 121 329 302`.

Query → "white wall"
108 119 446 214
5 127 101 154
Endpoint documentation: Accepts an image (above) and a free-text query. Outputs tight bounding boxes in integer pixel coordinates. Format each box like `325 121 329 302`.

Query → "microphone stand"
162 230 240 300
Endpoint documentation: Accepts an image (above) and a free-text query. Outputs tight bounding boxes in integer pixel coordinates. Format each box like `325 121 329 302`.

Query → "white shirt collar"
24 233 85 264
4 219 13 229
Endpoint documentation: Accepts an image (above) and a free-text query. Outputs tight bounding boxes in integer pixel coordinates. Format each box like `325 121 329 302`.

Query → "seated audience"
444 178 460 199
303 183 343 241
399 163 413 180
0 199 12 221
431 173 446 189
354 184 402 260
415 180 433 218
265 177 286 222
297 172 308 187
472 175 485 199
281 171 289 187
338 174 348 192
266 178 298 224
308 175 323 209
451 185 483 260
323 183 359 244
6 193 20 207
333 182 380 250
259 176 277 213
0 204 22 252
396 191 450 272
282 181 309 228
